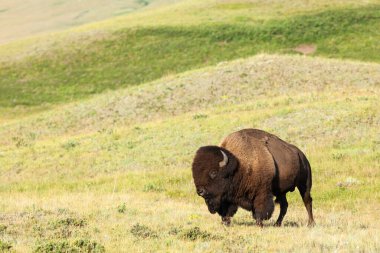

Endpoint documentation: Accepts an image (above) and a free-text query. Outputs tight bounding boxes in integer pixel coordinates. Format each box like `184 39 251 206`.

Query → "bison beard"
191 129 315 227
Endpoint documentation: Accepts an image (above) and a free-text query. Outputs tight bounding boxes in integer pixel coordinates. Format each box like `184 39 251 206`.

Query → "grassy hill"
0 0 379 252
0 54 379 252
0 1 379 121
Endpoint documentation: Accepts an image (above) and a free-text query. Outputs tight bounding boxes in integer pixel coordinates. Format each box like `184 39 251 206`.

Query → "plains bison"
191 129 315 227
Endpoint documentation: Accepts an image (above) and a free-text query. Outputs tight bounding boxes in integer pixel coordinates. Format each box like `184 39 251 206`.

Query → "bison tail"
298 152 312 191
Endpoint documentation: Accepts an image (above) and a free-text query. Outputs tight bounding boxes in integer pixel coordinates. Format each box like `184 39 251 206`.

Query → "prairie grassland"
0 55 379 252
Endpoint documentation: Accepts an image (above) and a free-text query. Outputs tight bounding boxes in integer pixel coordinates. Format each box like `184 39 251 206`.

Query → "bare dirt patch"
293 44 317 55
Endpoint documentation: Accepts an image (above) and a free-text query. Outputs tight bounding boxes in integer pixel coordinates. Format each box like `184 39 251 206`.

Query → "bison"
191 129 315 227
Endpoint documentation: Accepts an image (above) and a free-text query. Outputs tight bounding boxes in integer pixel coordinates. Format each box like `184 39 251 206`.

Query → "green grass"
0 55 379 252
0 5 379 112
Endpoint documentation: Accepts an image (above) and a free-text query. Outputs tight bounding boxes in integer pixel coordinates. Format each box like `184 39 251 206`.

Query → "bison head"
191 146 238 214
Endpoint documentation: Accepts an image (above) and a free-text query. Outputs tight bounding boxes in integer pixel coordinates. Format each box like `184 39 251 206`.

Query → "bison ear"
219 149 238 178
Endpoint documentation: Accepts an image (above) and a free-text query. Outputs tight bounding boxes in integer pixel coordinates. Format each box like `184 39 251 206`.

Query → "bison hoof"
307 221 316 227
222 217 231 226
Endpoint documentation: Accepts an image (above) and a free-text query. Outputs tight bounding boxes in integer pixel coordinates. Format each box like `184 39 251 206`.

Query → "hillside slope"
0 55 379 252
0 1 379 120
1 54 379 147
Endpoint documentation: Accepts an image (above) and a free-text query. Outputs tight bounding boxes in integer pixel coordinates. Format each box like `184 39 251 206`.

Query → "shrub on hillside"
0 240 12 252
33 239 105 253
130 223 159 239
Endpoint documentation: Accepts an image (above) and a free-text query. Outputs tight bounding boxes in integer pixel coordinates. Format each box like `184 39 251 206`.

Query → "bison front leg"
253 193 274 227
218 202 238 226
221 216 232 226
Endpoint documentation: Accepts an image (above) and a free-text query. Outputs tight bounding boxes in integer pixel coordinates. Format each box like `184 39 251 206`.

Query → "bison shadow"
233 220 300 227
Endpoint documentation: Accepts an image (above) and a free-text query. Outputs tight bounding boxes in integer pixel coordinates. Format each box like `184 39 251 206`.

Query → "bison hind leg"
297 184 315 227
274 194 288 226
297 152 315 227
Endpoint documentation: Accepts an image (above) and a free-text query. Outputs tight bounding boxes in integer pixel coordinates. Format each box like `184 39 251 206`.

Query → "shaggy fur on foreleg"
253 192 274 226
218 202 238 226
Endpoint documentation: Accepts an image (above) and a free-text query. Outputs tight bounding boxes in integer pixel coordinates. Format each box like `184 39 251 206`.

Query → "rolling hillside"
0 1 379 121
0 0 379 252
1 54 379 252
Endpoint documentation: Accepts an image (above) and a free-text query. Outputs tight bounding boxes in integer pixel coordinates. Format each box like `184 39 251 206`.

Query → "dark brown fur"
191 129 315 227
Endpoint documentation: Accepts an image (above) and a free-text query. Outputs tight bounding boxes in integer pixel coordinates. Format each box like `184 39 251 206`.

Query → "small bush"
168 226 182 236
193 114 208 120
332 152 345 160
12 136 29 148
73 239 105 253
180 227 220 241
34 239 105 253
50 217 87 229
45 217 87 239
0 240 12 252
0 224 7 234
61 141 79 150
117 203 127 213
34 240 70 253
130 223 159 239
33 224 45 238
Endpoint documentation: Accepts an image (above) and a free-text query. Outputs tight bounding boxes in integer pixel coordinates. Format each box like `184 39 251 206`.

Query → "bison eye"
209 170 217 179
197 187 206 197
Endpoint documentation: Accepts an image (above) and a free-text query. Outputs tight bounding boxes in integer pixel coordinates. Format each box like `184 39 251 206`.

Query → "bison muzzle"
191 129 315 227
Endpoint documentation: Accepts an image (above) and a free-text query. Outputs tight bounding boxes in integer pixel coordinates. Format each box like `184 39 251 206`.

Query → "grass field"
1 55 379 252
0 0 380 252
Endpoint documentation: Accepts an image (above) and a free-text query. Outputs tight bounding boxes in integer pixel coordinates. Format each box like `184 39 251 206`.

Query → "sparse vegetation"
0 224 7 234
130 223 159 239
49 217 87 229
179 227 219 241
33 239 105 253
117 203 127 213
0 240 12 252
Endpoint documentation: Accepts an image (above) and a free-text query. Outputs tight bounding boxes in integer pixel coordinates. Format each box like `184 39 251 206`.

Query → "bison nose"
197 187 206 197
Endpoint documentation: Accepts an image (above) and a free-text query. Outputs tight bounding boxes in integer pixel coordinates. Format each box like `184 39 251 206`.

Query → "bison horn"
219 150 228 167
